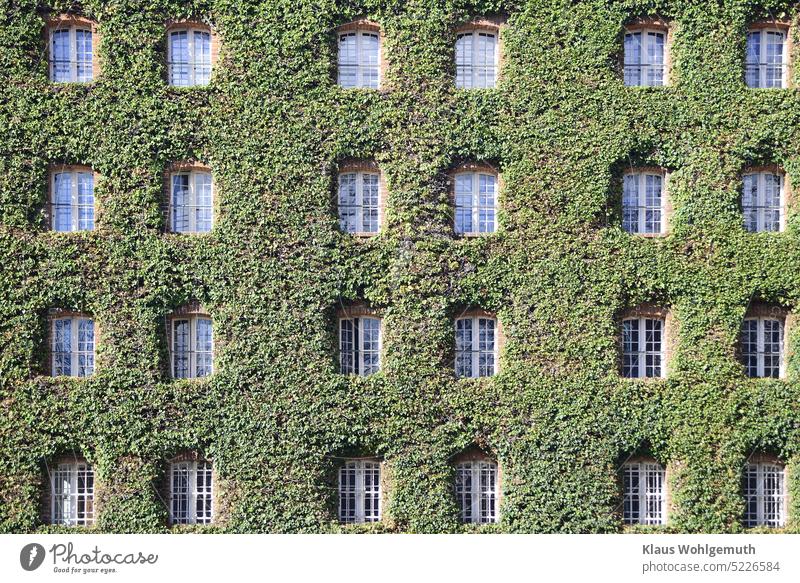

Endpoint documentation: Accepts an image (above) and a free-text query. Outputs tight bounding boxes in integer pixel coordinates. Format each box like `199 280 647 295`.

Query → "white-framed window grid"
622 461 667 525
338 459 381 523
743 461 786 527
338 30 380 88
624 29 666 87
455 30 498 89
51 317 95 377
51 461 94 526
50 26 93 82
741 317 784 378
171 315 213 379
170 460 213 525
454 172 497 234
746 29 788 88
622 172 664 234
338 171 380 234
339 316 381 376
622 317 665 378
168 29 212 87
455 460 499 524
455 316 497 378
51 170 94 232
742 172 783 232
170 171 213 233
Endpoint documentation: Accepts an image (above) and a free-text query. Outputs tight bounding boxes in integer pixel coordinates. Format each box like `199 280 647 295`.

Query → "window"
454 171 497 235
742 171 784 232
338 170 380 234
455 459 499 523
455 315 498 378
50 169 95 232
623 171 665 234
50 460 94 526
338 28 380 88
622 317 665 378
338 459 381 523
455 29 498 88
743 460 786 527
622 460 667 525
339 315 381 375
168 28 212 86
741 317 783 378
170 460 213 525
170 169 213 233
170 312 213 379
48 21 94 82
746 29 787 88
51 315 94 377
624 28 666 86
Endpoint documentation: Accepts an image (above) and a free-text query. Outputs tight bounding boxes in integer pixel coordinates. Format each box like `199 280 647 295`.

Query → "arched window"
454 455 499 524
453 167 498 235
50 311 95 377
621 458 667 525
168 24 213 86
169 456 214 525
169 304 213 379
167 163 214 233
741 312 784 378
46 16 97 82
49 457 95 526
746 26 788 88
337 23 380 89
337 163 381 234
623 21 669 87
455 27 498 88
338 304 381 376
621 306 669 379
742 169 784 232
622 168 666 235
49 166 95 232
338 459 381 523
743 456 786 527
455 312 498 378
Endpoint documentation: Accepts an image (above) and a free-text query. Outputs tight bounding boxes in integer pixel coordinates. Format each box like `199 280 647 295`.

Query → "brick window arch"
44 14 99 82
746 22 790 89
167 452 214 525
337 303 381 376
450 163 500 235
453 449 500 524
45 454 95 526
168 303 214 379
620 456 667 525
167 21 218 86
336 161 384 235
623 18 670 87
743 453 787 527
336 20 382 89
48 164 97 232
741 166 788 233
455 19 502 89
165 161 214 233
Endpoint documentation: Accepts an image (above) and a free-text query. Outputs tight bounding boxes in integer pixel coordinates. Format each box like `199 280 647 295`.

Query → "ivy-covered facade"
1 0 800 533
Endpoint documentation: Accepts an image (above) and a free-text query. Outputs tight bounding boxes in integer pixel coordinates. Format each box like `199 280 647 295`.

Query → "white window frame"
746 29 788 89
339 316 382 376
170 314 214 379
455 460 499 524
623 28 667 87
743 461 786 527
622 460 667 525
51 461 95 526
51 316 95 377
622 171 665 234
337 30 381 89
168 28 212 87
337 171 381 234
170 170 214 233
454 171 498 235
741 317 784 378
49 26 93 82
742 171 784 232
455 29 499 89
622 317 665 379
455 315 498 378
338 459 381 523
50 170 95 232
169 460 214 525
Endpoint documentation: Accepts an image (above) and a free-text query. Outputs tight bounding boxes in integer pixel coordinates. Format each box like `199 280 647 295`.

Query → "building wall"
1 0 799 533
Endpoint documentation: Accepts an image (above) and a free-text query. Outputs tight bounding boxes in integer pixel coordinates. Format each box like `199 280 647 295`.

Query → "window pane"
171 174 190 232
52 30 71 82
75 30 93 81
195 318 213 377
169 31 189 86
455 33 473 88
337 173 358 232
337 33 358 88
194 173 213 232
455 318 473 377
173 320 190 378
623 32 642 86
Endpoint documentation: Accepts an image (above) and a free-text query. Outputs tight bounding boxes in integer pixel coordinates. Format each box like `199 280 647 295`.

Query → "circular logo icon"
20 543 46 571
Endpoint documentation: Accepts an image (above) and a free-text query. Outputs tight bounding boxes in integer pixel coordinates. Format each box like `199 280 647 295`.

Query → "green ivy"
1 0 800 533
